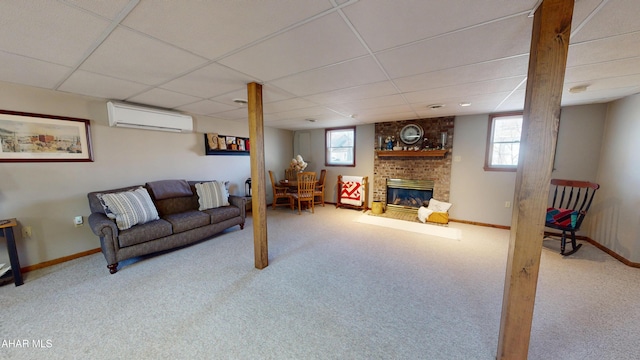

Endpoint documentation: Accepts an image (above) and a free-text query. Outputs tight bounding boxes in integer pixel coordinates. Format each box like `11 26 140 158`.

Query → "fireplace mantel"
375 149 447 157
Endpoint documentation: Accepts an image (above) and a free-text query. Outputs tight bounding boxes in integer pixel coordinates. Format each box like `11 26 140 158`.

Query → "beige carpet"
2 206 639 359
357 211 462 239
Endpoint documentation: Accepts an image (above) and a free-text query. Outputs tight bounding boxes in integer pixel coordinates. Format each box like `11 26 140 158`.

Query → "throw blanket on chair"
546 207 579 228
340 176 363 206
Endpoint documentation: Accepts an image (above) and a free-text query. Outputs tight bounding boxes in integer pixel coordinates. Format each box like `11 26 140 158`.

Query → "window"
325 126 355 167
484 112 523 171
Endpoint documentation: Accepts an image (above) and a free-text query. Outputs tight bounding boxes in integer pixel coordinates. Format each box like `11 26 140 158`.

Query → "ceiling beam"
497 0 575 358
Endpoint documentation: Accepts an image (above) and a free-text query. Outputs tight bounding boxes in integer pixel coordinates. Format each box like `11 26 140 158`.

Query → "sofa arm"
89 212 118 238
228 195 246 219
88 212 120 265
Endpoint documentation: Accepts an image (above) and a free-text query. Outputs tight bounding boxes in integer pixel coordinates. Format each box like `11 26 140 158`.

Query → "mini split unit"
107 101 193 133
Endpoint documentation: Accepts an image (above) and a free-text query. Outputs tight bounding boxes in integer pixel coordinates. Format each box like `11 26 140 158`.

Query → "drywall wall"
294 124 375 206
0 81 292 268
587 93 640 262
449 104 606 227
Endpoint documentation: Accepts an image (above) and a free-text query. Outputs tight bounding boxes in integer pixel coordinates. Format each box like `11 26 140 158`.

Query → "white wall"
587 93 640 262
449 104 607 227
294 124 375 205
0 81 292 267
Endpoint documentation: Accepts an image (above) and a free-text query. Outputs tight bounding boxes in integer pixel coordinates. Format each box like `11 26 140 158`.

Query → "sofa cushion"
101 187 160 230
203 205 241 223
118 219 173 248
195 181 229 210
163 210 211 234
146 180 193 200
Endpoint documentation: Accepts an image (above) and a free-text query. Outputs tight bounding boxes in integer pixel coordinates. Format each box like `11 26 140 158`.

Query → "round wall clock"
399 124 423 145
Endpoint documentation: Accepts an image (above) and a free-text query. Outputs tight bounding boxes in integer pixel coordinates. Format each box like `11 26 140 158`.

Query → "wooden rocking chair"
545 179 600 256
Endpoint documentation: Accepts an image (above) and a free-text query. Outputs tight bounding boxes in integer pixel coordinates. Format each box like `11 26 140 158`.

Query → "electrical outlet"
74 216 83 227
22 226 32 238
505 201 511 208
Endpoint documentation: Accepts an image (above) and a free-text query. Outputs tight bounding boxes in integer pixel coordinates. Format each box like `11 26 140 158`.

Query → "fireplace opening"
386 179 434 211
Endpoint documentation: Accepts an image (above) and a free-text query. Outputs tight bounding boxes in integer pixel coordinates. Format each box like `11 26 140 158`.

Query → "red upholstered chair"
545 179 600 256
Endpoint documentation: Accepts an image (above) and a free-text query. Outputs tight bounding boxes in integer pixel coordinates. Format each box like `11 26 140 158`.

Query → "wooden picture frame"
0 110 93 162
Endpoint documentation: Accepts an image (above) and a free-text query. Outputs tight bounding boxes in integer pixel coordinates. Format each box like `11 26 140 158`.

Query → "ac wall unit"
107 101 193 133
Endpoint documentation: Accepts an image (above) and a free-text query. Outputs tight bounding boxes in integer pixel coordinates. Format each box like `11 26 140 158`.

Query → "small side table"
0 218 23 286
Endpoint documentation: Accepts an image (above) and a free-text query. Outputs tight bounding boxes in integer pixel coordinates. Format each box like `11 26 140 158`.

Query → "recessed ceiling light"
427 104 445 109
233 98 248 105
459 102 471 107
569 85 588 93
306 118 316 123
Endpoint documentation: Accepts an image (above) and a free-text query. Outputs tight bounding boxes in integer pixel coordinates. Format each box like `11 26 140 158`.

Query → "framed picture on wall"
0 110 93 162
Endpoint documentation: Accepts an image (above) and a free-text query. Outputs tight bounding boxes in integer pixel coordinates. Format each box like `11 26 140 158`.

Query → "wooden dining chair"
285 168 298 181
545 179 600 256
314 169 327 207
268 170 292 210
290 172 316 214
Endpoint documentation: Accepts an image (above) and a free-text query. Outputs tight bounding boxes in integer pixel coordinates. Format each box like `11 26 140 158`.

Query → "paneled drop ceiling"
1 0 638 130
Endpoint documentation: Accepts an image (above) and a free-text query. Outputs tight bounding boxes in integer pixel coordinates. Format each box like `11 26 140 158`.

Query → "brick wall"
374 116 454 203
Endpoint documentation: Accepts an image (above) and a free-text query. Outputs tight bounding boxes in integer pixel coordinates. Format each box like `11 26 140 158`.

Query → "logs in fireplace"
386 179 434 211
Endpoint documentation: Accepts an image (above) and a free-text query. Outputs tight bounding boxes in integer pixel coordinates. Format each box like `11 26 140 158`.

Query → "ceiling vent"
107 101 193 133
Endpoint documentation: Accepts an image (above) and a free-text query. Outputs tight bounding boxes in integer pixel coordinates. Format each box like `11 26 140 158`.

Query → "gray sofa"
88 179 246 274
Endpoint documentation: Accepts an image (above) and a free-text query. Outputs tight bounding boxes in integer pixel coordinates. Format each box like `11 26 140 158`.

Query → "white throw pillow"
100 187 159 230
195 181 229 210
427 198 452 213
417 206 434 223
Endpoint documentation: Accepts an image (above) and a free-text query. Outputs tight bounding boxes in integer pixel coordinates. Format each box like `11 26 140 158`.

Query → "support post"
497 0 574 358
247 82 268 269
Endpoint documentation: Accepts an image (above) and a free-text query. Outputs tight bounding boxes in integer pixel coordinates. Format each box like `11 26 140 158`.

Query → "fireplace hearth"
386 179 434 211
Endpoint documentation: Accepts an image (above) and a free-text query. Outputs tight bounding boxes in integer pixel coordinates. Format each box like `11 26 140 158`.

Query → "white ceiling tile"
571 0 640 43
377 15 532 79
61 0 133 20
1 1 639 130
343 0 538 52
394 55 530 93
264 98 319 114
493 90 526 112
329 95 409 114
268 56 388 96
127 88 202 109
0 1 111 66
562 86 639 106
219 13 368 81
0 52 71 89
122 0 334 59
161 63 257 99
566 73 640 93
267 106 346 122
80 27 208 85
347 103 417 119
403 77 526 104
177 100 237 116
58 70 149 100
565 57 640 84
567 32 640 67
208 108 249 121
303 81 399 105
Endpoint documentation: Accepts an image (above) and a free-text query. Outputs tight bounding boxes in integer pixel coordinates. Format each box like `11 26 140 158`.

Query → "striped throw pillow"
101 187 159 230
195 181 229 210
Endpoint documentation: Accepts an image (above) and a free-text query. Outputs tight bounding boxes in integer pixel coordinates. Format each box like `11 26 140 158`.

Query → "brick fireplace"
374 117 454 205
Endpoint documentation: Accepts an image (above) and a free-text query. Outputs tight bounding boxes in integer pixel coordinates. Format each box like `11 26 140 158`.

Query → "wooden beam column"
497 0 574 359
247 82 268 269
